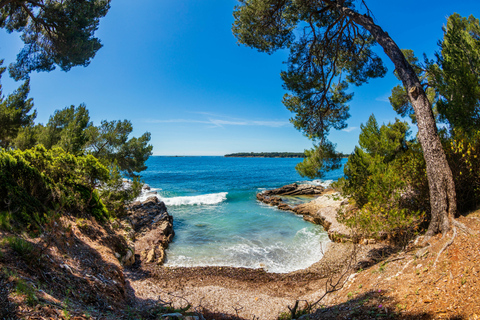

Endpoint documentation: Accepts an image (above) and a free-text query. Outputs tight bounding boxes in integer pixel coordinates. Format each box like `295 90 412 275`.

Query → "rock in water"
256 183 325 209
258 184 355 243
125 196 174 266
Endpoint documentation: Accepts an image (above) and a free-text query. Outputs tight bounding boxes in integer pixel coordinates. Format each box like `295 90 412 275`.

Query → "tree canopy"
0 60 36 149
85 119 153 176
233 0 386 142
429 14 480 133
13 104 153 177
233 0 458 235
389 14 480 133
0 0 110 80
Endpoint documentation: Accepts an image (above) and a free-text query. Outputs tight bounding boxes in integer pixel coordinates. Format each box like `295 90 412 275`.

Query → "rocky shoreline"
257 183 356 243
115 195 175 267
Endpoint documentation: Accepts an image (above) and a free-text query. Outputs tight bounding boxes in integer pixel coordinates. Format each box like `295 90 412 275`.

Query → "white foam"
162 192 228 206
135 183 228 206
165 227 330 273
303 179 334 188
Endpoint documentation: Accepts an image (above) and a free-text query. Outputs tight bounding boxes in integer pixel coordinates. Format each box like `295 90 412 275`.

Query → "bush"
0 145 111 229
98 164 142 216
340 115 428 242
443 129 480 213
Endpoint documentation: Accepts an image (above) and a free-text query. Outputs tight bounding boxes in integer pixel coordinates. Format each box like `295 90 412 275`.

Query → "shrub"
443 129 480 213
0 145 111 228
340 115 428 243
98 164 142 217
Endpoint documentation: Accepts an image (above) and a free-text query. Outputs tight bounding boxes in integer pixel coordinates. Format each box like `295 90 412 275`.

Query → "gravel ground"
125 241 386 319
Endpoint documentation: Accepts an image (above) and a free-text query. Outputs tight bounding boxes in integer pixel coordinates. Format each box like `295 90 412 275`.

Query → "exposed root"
434 226 457 268
454 219 479 235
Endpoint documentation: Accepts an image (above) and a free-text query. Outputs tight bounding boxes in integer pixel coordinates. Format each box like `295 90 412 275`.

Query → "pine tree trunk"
344 9 457 235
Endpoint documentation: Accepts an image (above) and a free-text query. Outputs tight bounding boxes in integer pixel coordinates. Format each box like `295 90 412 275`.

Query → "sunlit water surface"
137 156 345 273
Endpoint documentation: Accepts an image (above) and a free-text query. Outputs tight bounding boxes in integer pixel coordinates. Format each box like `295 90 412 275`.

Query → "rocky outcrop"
256 183 325 211
293 192 353 242
257 183 355 243
262 183 325 196
124 196 174 266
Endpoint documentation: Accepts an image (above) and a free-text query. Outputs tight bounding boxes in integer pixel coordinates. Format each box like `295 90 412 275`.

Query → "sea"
137 156 346 273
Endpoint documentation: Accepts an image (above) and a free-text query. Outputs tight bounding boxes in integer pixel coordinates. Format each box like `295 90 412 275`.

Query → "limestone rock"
121 247 135 266
126 196 174 266
262 183 324 196
257 183 324 209
294 192 353 242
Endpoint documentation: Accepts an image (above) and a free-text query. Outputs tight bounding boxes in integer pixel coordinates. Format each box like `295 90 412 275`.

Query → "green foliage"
428 14 480 132
6 236 34 258
340 115 428 241
343 115 413 206
295 141 342 179
442 129 480 212
233 0 386 177
0 145 110 229
86 119 153 177
0 60 36 149
3 103 152 220
16 106 153 178
97 164 142 216
15 278 38 306
391 14 480 132
1 0 111 80
233 0 387 141
37 105 92 155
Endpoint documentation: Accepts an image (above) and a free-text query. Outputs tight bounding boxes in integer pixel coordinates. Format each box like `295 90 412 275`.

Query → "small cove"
138 156 345 273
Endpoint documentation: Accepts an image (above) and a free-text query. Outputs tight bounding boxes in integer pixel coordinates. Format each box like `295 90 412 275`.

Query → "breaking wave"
162 192 228 206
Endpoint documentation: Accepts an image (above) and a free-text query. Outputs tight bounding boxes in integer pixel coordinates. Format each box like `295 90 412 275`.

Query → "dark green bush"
443 129 480 213
0 145 110 228
339 115 428 242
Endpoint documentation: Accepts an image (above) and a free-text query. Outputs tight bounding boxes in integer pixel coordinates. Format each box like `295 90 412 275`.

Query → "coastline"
126 239 384 320
123 183 372 319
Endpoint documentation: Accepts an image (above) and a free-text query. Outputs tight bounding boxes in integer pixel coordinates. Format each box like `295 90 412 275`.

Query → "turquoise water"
138 156 345 273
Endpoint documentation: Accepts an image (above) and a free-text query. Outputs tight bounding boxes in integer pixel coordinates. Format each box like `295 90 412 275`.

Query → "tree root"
453 219 478 235
434 226 457 268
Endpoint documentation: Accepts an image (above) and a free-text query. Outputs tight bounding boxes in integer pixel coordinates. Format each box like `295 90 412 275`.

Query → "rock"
145 248 155 263
121 247 135 266
126 196 174 265
124 196 175 266
257 183 325 209
294 192 353 242
262 183 325 196
143 184 151 190
161 313 183 319
258 184 355 243
277 203 294 211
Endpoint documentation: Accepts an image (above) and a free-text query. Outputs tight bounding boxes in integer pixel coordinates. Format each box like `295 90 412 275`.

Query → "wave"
162 192 228 206
135 185 228 206
165 227 330 273
302 179 334 188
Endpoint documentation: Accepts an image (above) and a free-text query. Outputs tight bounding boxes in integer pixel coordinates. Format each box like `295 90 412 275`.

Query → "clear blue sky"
1 0 479 155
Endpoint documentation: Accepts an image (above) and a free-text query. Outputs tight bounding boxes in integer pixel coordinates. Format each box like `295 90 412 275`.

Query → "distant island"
225 152 305 158
225 152 350 158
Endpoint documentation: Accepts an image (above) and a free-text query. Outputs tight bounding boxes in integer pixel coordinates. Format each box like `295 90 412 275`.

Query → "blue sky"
1 0 479 155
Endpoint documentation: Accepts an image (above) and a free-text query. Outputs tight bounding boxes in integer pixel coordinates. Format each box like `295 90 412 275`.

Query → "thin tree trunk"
341 8 457 235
